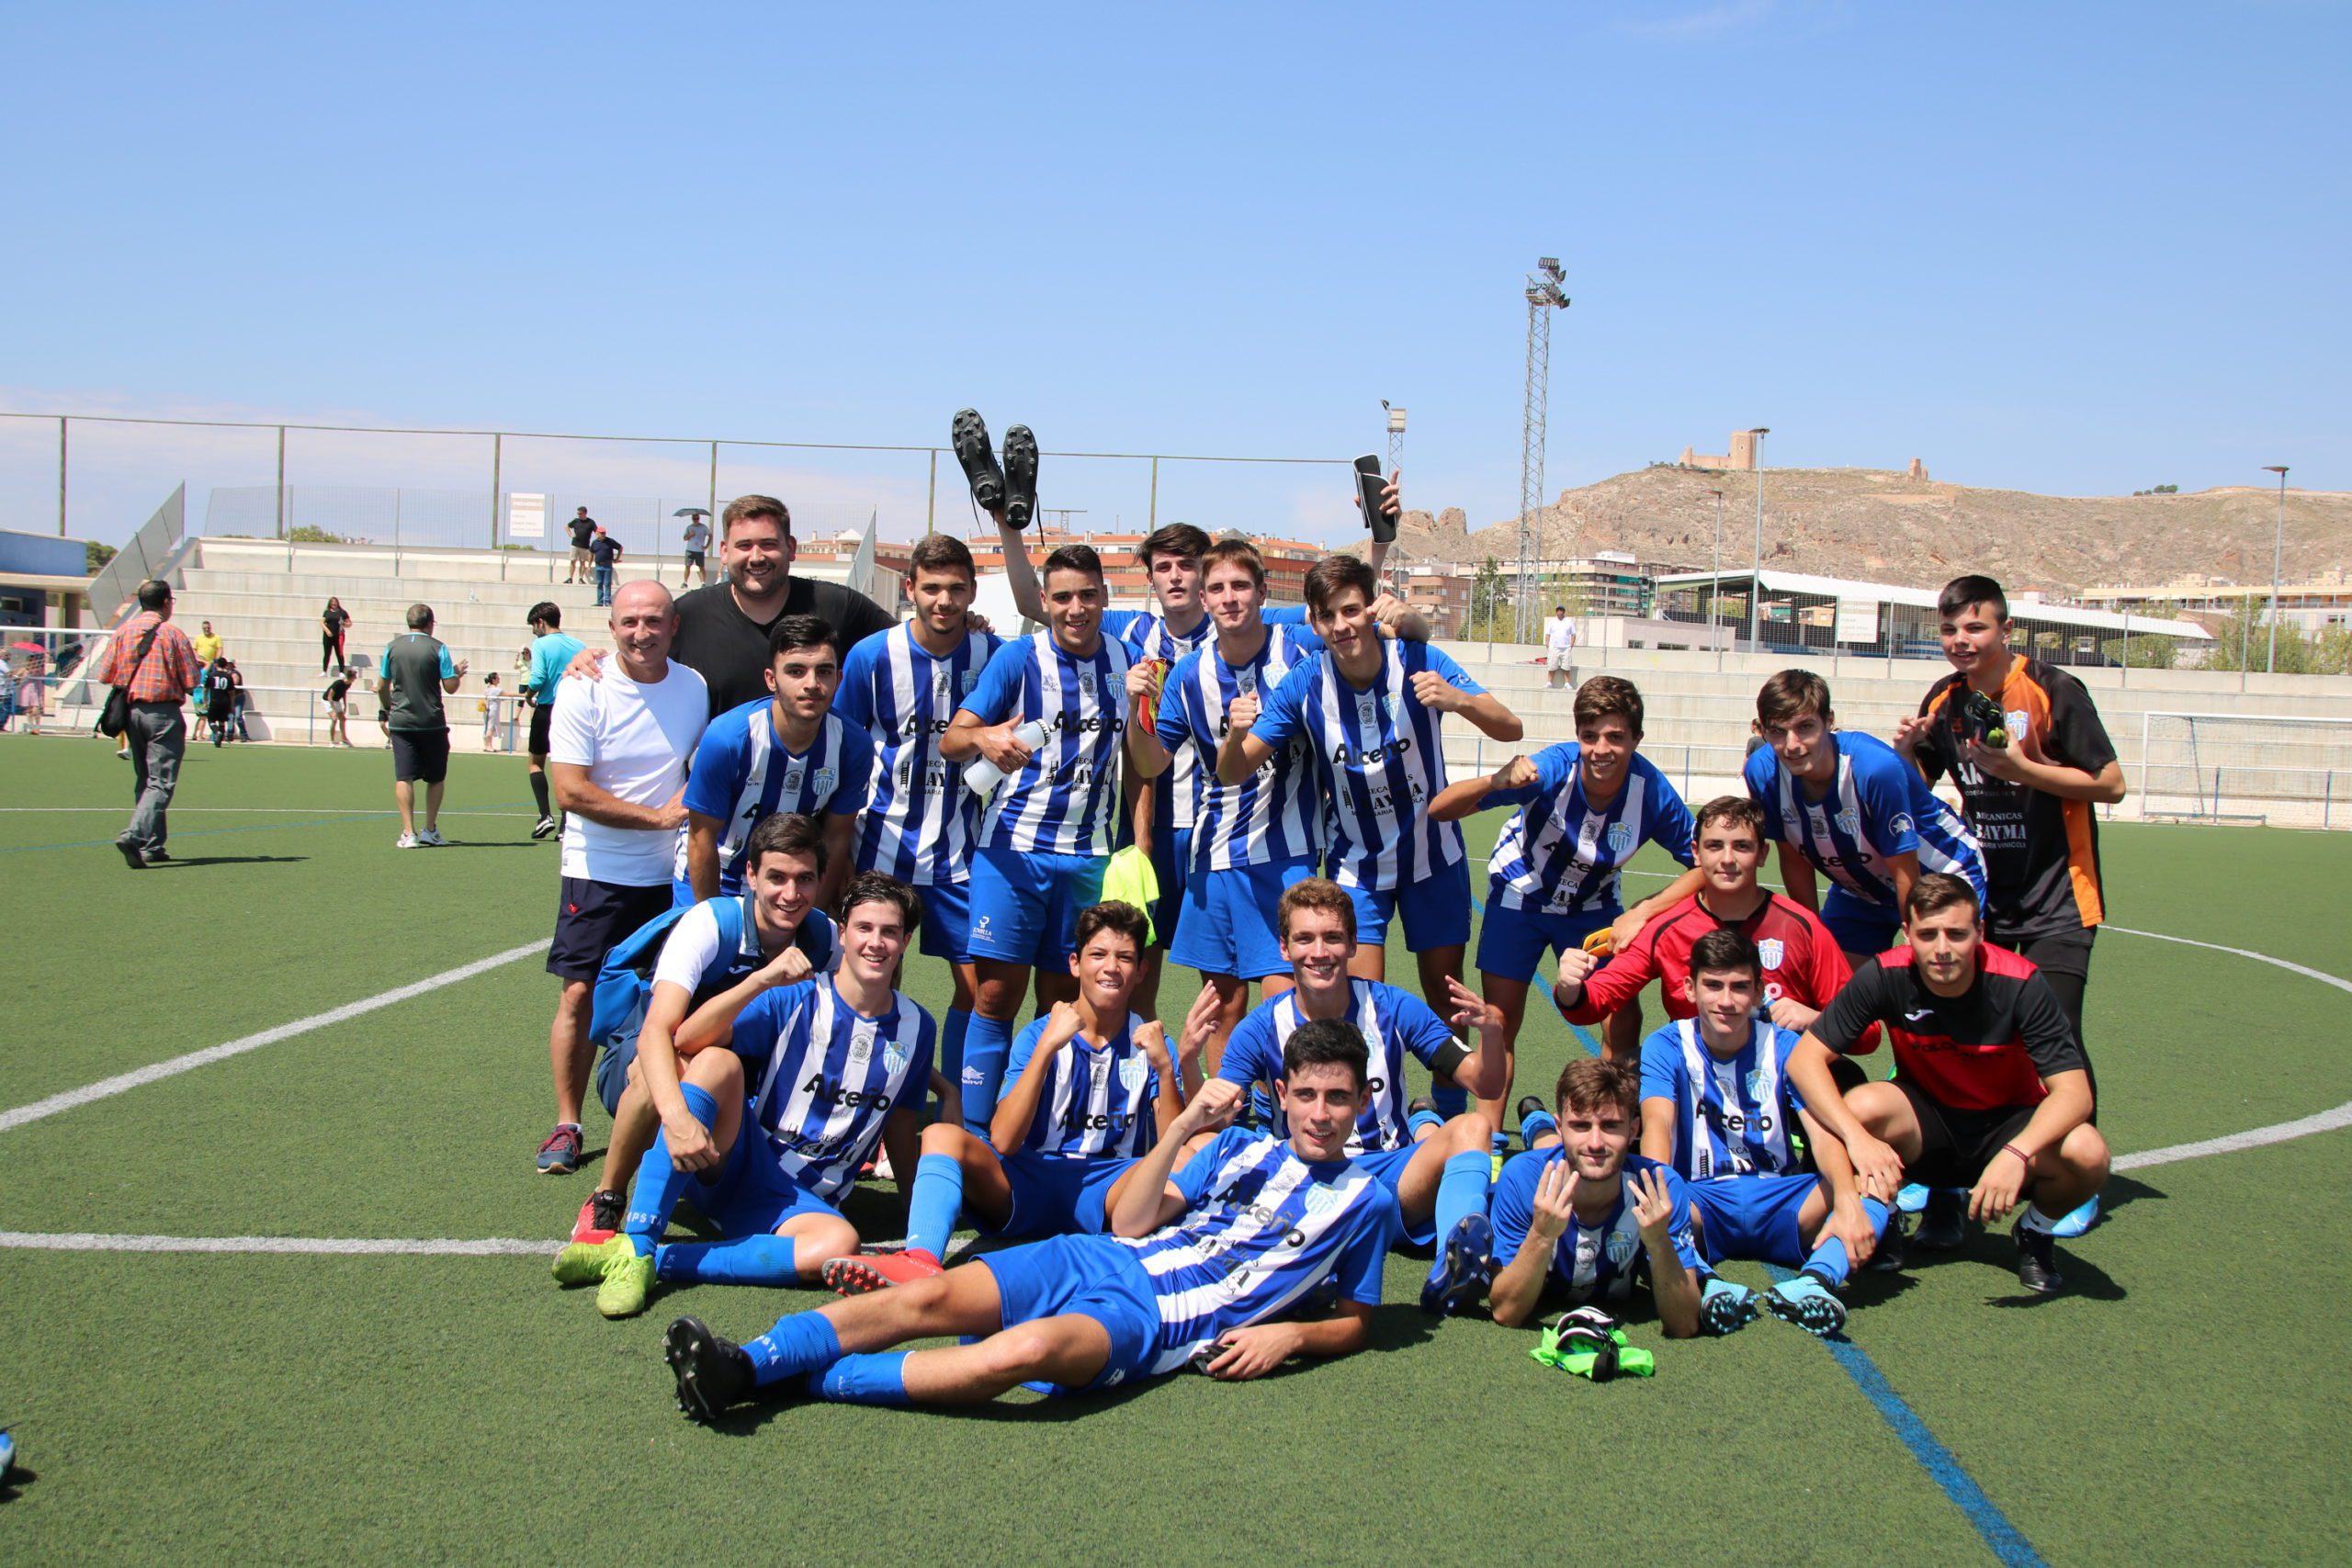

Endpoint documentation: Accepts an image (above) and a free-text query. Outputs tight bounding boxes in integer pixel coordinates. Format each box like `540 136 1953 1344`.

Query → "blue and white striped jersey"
1216 980 1461 1156
1637 1018 1808 1182
1153 623 1326 870
1744 731 1987 912
1004 1010 1159 1160
1484 742 1697 916
1107 605 1312 836
725 976 934 1202
959 631 1136 858
1489 1149 1712 1301
1116 1127 1396 1377
679 700 874 895
835 621 1002 886
1251 641 1481 891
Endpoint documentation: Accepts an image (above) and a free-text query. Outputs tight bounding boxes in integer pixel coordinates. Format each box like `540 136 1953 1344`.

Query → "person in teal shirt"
524 600 587 839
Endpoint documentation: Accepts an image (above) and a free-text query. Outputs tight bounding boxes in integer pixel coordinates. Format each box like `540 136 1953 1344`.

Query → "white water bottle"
964 719 1049 795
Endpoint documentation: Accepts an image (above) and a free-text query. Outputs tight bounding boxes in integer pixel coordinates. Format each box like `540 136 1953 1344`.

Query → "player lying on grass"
571 812 843 1244
1629 929 1893 1337
821 900 1205 1292
659 1020 1401 1420
1548 795 1860 1079
1429 676 1701 1120
1784 873 2109 1295
553 874 934 1316
1746 668 1985 966
1213 876 1506 1315
1484 1056 1708 1337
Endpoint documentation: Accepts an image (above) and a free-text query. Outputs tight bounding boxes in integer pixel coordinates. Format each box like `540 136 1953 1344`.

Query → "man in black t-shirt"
670 494 895 716
566 508 597 583
589 527 624 608
1787 874 2108 1294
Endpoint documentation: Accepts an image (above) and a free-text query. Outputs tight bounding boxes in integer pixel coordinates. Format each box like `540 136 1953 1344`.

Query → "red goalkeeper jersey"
1560 891 1854 1025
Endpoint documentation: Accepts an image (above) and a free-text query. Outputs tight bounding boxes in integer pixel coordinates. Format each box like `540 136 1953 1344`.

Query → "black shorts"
390 728 450 784
1894 1078 2037 1189
684 549 706 567
548 875 673 982
526 701 554 757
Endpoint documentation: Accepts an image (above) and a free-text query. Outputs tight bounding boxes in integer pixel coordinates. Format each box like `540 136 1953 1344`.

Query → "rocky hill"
1393 466 2352 593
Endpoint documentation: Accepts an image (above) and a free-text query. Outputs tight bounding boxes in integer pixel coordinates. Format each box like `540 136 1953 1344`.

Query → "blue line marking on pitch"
1477 885 2039 1562
1764 1264 2045 1565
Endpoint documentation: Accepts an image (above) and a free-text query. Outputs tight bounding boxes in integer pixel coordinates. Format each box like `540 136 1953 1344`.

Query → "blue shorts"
1170 855 1317 980
1688 1172 1822 1269
914 876 975 964
1820 889 1899 959
968 841 1108 968
1341 855 1472 953
978 1233 1162 1393
1473 891 1614 985
693 1124 848 1239
1352 1143 1435 1248
998 1150 1136 1237
593 1032 639 1119
1147 828 1191 951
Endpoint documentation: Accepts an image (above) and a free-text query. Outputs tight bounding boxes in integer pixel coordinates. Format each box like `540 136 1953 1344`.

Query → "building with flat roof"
2072 574 2352 636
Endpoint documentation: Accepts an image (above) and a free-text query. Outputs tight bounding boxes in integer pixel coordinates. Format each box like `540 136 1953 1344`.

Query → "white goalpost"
2139 711 2352 829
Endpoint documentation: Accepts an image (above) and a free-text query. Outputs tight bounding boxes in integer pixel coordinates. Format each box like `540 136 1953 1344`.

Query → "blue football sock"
1801 1196 1891 1287
1405 1108 1445 1139
656 1233 797 1287
810 1351 913 1405
961 1013 1014 1135
904 1153 965 1261
623 1083 718 1258
742 1311 843 1389
1520 1109 1558 1147
1430 1082 1467 1119
1430 1149 1492 1264
940 1008 974 1117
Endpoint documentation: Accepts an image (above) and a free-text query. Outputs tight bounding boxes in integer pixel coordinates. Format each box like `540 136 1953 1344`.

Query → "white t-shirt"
1544 615 1577 652
548 660 709 886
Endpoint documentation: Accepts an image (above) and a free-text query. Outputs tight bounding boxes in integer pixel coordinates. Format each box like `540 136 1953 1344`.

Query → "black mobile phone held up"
1354 455 1395 544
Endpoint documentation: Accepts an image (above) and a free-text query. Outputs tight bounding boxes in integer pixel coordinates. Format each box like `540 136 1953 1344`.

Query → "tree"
1464 556 1511 641
2197 605 2351 675
85 540 117 573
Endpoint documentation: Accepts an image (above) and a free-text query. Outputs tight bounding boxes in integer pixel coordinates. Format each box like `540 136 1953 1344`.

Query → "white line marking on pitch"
0 1231 557 1257
0 942 543 1134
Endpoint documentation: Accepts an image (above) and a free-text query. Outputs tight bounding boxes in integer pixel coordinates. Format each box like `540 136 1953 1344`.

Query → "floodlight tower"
1379 401 1410 597
1519 258 1570 642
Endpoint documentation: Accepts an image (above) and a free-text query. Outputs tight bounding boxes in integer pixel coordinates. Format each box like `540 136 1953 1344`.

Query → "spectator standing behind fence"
97 580 199 869
591 527 624 607
14 644 45 735
323 666 355 748
565 508 596 583
1543 605 1577 689
482 671 509 751
679 512 711 587
379 603 469 848
192 620 223 671
0 656 15 731
322 598 350 672
537 580 707 1175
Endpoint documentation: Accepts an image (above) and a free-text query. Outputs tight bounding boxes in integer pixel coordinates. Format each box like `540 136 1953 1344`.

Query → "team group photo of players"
518 409 2124 1424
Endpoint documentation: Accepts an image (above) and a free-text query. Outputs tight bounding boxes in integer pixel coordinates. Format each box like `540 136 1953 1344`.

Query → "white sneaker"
417 828 445 847
395 832 420 848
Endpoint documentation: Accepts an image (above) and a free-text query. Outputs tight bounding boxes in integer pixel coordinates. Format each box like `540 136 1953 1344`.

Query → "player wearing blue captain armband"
1634 929 1894 1337
1485 1055 1709 1337
942 544 1158 1138
1748 669 1987 964
552 874 935 1319
656 1018 1400 1421
1219 551 1522 1023
1428 675 1703 1130
834 534 1004 1101
678 615 873 912
820 901 1208 1293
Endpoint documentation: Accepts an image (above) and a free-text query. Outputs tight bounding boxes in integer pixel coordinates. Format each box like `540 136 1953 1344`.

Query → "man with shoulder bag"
96 580 200 869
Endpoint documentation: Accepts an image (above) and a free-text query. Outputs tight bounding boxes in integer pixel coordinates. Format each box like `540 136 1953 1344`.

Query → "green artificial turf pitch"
2 737 2348 1565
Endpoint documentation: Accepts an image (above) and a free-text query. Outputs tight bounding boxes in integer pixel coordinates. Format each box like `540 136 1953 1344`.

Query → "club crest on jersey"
1078 670 1097 696
813 767 836 799
1606 822 1635 855
1118 1056 1150 1095
1889 812 1916 838
1756 937 1785 971
1604 1228 1639 1268
1745 1067 1770 1105
1834 808 1860 837
1300 1182 1344 1219
782 765 806 796
884 1042 910 1077
2005 708 2030 738
962 670 980 694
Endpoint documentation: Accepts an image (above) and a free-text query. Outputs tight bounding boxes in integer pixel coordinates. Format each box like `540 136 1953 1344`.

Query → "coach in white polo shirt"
536 580 710 1176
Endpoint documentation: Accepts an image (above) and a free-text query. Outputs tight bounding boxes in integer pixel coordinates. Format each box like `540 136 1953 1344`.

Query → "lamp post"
1708 487 1725 670
1747 428 1770 650
2262 465 2290 674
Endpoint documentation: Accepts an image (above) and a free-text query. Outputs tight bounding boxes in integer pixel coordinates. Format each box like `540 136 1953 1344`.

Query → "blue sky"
2 1 2342 550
